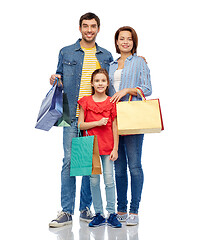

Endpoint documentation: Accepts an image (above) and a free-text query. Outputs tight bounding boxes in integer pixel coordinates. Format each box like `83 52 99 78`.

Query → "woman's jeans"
114 134 144 214
61 119 92 214
90 155 115 214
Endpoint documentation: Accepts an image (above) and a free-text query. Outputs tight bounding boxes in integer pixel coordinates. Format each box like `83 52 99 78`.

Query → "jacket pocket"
63 60 77 76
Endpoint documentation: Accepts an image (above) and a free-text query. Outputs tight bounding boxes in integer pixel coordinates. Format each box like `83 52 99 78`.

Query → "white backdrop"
1 0 199 239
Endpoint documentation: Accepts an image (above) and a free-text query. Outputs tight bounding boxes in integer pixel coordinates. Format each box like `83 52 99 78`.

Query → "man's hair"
115 26 138 54
79 12 100 28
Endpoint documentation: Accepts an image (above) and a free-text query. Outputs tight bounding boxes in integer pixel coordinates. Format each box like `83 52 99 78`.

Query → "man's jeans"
90 155 115 215
114 134 144 214
61 119 92 214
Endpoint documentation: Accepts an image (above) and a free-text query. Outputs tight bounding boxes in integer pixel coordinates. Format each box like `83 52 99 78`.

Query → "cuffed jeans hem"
129 210 139 214
62 210 74 215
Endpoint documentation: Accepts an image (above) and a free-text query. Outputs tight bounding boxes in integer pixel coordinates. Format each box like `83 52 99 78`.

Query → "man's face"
79 19 100 43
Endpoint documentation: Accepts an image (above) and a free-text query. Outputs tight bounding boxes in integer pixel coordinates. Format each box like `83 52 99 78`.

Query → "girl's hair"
114 26 138 54
91 68 109 95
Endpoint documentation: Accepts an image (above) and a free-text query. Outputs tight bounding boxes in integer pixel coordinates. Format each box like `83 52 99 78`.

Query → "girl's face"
117 30 133 54
91 73 108 94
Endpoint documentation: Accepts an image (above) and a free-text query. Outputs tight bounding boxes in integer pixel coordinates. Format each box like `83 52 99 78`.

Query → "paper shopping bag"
54 91 71 127
35 80 63 131
117 88 164 135
70 134 102 176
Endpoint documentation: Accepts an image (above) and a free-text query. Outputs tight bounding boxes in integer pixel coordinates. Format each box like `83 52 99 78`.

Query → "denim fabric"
114 134 144 214
108 54 152 101
56 39 113 122
90 155 115 214
61 119 92 214
57 40 113 214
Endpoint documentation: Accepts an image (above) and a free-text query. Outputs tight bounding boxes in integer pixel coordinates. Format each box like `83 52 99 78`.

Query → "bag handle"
78 123 89 137
128 87 146 102
46 77 59 97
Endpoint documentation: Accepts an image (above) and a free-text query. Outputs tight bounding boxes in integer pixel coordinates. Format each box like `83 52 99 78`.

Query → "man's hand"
139 56 147 64
50 74 62 86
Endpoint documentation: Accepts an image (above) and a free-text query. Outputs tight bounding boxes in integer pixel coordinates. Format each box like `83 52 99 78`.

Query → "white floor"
49 218 139 240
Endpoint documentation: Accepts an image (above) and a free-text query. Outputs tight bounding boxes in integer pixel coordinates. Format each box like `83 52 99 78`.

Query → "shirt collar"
110 53 137 65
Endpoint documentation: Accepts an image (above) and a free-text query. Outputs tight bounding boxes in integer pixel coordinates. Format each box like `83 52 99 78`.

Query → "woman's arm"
78 105 109 130
110 117 119 161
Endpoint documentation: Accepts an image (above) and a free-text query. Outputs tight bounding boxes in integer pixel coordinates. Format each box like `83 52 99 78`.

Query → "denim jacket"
109 54 152 101
56 39 113 122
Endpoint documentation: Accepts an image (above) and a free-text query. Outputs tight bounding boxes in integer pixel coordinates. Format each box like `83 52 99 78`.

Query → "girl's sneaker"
117 213 128 222
88 213 106 227
126 214 139 226
107 213 122 228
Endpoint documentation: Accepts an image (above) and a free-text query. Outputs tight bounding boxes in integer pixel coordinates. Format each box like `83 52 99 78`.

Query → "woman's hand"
110 149 118 161
110 89 129 103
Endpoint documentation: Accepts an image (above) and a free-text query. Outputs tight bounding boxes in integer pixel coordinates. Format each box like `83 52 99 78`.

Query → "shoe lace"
129 214 136 220
85 207 93 217
56 211 68 220
109 213 117 222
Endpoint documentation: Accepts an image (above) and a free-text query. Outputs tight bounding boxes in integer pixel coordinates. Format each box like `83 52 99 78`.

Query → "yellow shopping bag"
117 88 164 135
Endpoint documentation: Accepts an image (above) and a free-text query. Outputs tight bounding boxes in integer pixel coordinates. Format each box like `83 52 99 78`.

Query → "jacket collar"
75 39 103 53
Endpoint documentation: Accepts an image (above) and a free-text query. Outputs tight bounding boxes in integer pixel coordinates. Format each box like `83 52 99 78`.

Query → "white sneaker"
126 214 139 226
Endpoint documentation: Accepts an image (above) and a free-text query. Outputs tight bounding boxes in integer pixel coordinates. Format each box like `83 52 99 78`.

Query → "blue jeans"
61 119 92 214
114 134 144 214
90 155 115 214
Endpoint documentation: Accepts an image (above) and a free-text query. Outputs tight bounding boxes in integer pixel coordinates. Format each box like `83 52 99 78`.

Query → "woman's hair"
79 12 100 28
91 68 109 95
114 26 138 54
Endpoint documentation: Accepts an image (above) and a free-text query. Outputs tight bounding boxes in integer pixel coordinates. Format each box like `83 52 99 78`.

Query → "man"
49 12 113 228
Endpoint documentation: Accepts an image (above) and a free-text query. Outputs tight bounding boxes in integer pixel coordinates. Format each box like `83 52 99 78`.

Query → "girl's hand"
110 89 129 103
97 117 109 126
109 149 118 161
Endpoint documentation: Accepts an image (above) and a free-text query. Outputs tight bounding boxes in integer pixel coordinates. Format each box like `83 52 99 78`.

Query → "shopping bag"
35 79 63 131
70 130 102 176
117 87 164 135
54 91 71 127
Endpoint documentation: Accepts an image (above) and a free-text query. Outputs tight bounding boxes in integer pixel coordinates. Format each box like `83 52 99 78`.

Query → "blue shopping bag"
35 79 64 131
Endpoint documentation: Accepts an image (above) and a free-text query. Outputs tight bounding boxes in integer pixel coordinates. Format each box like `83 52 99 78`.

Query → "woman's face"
117 30 133 54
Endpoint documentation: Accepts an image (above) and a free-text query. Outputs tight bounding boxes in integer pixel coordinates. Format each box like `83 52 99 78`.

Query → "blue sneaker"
80 207 93 223
49 211 72 228
107 213 122 228
89 213 106 227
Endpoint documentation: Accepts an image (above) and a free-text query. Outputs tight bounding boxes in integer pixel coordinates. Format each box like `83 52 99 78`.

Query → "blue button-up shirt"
56 39 113 121
109 54 152 101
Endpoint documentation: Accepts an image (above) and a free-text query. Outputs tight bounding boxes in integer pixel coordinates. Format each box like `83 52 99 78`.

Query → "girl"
78 68 121 228
109 26 152 226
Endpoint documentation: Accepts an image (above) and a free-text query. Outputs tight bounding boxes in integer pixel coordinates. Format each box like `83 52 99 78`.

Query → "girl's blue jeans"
114 134 144 214
90 155 115 214
61 119 92 214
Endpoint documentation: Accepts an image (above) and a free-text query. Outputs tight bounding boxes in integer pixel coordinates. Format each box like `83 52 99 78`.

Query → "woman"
109 26 152 226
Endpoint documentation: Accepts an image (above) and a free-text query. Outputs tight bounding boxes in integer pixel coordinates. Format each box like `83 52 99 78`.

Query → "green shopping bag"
70 130 102 176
